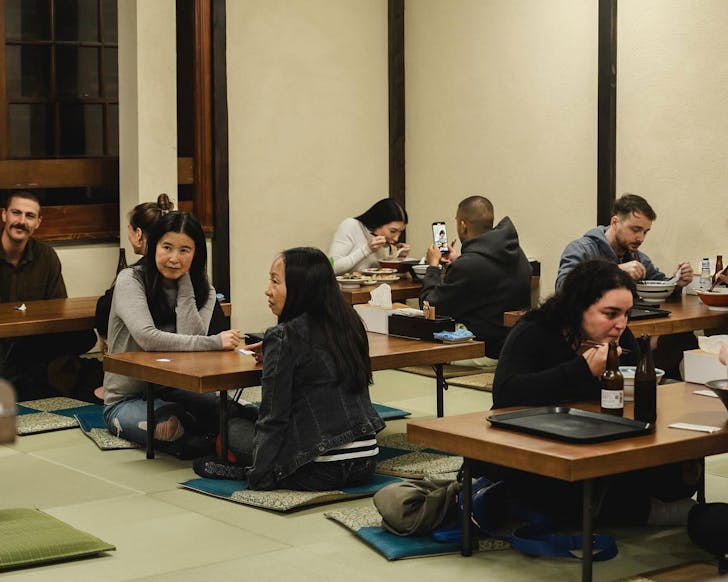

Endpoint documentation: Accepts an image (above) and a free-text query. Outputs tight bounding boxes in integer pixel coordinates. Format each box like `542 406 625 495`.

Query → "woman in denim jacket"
195 247 385 490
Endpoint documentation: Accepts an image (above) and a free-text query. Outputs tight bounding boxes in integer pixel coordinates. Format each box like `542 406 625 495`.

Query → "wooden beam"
388 0 405 212
597 0 617 225
211 0 230 300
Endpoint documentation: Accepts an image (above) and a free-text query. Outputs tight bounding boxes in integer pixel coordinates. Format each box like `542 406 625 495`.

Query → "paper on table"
369 284 392 309
697 335 728 354
693 389 720 398
668 422 721 433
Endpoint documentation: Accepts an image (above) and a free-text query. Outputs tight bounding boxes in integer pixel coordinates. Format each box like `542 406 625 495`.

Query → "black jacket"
246 313 385 490
419 216 531 358
492 317 639 409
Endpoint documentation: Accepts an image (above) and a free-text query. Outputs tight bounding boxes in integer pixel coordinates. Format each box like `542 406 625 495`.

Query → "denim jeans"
276 456 378 491
104 387 218 455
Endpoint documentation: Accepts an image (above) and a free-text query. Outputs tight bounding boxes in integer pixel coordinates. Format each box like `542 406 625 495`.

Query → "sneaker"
193 455 246 480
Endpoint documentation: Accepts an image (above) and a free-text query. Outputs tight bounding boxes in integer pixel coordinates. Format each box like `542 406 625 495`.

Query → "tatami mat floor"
1 370 719 581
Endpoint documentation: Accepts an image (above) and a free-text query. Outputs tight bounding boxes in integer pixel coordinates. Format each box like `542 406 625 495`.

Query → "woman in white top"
328 198 409 275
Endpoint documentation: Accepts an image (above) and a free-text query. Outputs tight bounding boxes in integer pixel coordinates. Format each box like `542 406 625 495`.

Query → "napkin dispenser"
387 313 455 340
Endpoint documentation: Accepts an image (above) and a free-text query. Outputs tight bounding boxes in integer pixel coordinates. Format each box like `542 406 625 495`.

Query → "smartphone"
432 222 448 254
244 332 264 344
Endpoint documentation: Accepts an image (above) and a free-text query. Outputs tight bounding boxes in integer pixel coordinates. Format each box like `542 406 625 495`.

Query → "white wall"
53 243 117 298
618 0 728 275
405 0 599 296
227 0 389 331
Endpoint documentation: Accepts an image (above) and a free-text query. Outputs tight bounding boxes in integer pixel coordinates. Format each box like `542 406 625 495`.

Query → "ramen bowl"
697 289 728 311
378 258 419 273
619 366 666 401
635 280 676 304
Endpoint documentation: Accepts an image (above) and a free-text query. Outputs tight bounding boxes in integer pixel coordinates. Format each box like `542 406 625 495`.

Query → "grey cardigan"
103 267 222 405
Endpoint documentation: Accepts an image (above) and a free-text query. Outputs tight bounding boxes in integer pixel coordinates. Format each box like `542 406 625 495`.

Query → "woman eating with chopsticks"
328 198 409 275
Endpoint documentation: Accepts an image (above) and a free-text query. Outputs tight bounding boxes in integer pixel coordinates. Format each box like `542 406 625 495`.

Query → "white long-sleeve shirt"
328 218 389 275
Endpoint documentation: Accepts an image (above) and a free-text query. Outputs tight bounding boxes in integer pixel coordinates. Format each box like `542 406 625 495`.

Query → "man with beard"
556 193 694 378
0 191 97 400
556 193 693 290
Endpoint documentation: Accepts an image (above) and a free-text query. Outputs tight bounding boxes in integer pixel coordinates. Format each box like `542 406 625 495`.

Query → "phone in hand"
432 222 448 254
244 332 264 344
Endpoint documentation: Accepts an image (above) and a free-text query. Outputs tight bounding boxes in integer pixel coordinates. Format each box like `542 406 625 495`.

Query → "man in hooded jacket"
419 196 531 363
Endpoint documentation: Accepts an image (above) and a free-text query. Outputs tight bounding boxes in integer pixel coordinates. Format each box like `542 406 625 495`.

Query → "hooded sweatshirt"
419 216 531 359
556 226 667 291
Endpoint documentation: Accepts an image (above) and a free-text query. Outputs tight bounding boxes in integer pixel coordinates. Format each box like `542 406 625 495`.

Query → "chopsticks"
708 266 728 292
580 339 631 355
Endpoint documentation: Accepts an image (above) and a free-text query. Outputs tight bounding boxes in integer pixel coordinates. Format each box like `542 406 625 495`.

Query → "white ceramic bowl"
411 264 431 280
619 366 666 401
635 280 676 304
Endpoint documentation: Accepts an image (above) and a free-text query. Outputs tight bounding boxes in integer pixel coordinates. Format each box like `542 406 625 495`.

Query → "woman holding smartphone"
328 198 409 275
103 211 241 457
194 247 385 490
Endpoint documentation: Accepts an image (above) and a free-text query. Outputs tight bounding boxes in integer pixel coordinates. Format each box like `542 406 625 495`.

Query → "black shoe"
176 434 216 460
193 455 246 480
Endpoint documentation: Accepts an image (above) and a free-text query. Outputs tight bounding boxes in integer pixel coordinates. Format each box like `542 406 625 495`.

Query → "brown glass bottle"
714 255 724 283
600 341 624 416
634 335 657 423
116 248 128 274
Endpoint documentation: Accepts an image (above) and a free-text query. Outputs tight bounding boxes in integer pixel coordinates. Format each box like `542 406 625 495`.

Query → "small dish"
367 274 400 283
336 276 368 288
705 379 728 411
361 268 398 276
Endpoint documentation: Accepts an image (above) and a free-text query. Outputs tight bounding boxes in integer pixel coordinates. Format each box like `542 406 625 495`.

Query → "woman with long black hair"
195 247 384 490
103 211 240 457
328 198 409 274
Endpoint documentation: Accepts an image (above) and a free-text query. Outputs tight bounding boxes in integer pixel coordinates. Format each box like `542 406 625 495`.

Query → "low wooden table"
0 297 232 339
340 278 422 305
105 332 485 459
504 294 728 337
408 383 728 582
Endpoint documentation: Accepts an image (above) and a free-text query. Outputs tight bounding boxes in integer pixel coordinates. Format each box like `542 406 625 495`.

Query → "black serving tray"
487 407 653 443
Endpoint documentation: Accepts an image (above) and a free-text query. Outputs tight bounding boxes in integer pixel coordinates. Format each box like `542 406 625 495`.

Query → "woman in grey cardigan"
103 212 240 457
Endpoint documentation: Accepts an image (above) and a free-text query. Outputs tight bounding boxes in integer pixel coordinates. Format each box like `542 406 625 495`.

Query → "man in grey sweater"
556 193 693 291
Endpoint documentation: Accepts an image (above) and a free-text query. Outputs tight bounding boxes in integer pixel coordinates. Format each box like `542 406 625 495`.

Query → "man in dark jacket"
419 196 531 361
0 191 97 400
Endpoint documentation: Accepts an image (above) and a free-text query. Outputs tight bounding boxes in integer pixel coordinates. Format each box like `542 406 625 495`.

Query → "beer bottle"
600 341 624 416
116 248 128 274
714 255 724 284
634 335 657 423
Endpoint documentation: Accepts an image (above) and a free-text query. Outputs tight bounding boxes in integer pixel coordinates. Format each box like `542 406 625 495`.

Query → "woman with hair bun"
103 211 241 457
95 193 175 341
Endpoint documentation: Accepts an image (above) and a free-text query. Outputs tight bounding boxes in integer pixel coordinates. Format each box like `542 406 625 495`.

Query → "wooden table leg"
218 390 228 460
434 363 447 418
145 385 155 460
582 478 593 582
461 458 472 556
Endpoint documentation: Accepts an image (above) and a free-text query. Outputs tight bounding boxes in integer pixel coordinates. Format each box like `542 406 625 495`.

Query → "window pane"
101 0 117 43
59 104 103 156
0 186 118 206
8 104 53 158
55 0 99 42
5 45 51 98
103 48 118 98
5 0 51 41
56 46 99 98
108 103 118 156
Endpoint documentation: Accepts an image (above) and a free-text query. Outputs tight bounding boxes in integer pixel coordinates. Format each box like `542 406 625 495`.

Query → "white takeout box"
353 303 408 335
683 349 727 384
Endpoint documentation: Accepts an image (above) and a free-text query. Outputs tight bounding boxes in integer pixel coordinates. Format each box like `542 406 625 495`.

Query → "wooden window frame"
0 0 215 242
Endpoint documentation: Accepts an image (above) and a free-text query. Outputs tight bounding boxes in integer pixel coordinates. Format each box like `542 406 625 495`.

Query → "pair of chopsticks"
580 339 631 355
708 266 728 292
